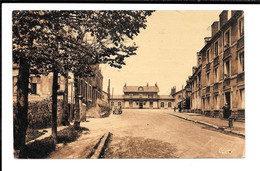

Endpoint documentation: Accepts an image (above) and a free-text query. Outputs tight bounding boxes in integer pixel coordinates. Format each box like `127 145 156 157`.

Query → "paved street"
50 109 245 158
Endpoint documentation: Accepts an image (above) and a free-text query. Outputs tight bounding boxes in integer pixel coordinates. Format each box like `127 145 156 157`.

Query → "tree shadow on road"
20 126 89 159
101 134 179 159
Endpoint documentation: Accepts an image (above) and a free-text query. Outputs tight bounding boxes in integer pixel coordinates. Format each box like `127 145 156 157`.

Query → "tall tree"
12 10 154 156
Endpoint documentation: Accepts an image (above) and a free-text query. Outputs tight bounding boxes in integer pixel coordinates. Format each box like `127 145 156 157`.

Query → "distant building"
190 10 244 120
171 84 191 111
110 83 175 109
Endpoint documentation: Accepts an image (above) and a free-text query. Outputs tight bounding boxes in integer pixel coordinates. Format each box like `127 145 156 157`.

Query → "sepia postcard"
3 2 260 171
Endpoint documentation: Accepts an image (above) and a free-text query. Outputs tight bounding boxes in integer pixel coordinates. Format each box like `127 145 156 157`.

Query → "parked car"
113 106 122 115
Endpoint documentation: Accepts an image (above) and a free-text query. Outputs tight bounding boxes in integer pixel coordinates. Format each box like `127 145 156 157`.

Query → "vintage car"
113 106 122 115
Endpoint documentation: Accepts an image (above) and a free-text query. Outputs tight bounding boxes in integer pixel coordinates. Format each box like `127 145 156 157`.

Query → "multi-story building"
171 83 192 111
190 10 244 120
13 63 108 120
110 83 175 109
190 53 202 113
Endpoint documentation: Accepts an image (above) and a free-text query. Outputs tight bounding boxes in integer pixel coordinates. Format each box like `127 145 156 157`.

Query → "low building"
110 83 175 109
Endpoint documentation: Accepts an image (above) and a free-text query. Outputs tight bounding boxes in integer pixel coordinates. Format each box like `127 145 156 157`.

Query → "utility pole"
182 85 184 110
107 79 110 107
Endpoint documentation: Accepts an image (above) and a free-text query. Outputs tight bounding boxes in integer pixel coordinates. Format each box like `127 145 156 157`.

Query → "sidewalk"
26 125 68 145
168 112 245 137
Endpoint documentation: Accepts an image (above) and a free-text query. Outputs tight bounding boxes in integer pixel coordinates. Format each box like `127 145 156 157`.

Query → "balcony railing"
237 36 244 50
237 72 244 83
223 46 231 60
223 78 231 87
214 56 219 66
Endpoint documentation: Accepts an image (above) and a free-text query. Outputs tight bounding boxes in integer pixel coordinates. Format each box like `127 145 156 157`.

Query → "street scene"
12 10 245 159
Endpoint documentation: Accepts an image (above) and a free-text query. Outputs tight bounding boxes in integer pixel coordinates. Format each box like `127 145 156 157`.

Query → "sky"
101 10 222 95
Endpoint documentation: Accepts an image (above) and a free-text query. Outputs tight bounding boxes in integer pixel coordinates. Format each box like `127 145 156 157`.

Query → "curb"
168 113 245 138
89 132 111 159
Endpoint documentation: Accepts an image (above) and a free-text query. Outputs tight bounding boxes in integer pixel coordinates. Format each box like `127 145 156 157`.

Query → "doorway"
224 92 231 118
139 102 143 109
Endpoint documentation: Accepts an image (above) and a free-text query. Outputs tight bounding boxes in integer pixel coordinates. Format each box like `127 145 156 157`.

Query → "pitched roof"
111 95 124 99
123 86 159 93
159 95 174 100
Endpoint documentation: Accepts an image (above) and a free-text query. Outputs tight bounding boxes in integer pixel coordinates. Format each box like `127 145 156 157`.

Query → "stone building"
190 10 244 120
110 83 175 109
13 63 109 121
171 84 191 111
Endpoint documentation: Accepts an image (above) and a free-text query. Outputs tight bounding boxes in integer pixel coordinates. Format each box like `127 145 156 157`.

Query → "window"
161 102 164 108
206 97 210 110
85 83 88 99
202 98 205 110
88 85 92 99
31 83 37 94
129 101 133 107
238 51 244 73
206 72 210 85
240 89 245 109
206 49 210 63
224 30 230 48
214 67 219 82
168 102 172 108
111 102 114 106
214 41 218 57
224 60 231 78
239 17 244 37
214 95 219 109
150 101 153 107
118 102 121 106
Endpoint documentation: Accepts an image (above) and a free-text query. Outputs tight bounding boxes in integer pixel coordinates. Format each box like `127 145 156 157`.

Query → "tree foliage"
12 10 154 155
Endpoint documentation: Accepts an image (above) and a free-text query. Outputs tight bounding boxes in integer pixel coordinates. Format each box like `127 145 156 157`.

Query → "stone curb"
168 113 245 137
90 132 111 159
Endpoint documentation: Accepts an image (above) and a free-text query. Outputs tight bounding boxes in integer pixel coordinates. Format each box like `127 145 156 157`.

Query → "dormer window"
138 86 144 91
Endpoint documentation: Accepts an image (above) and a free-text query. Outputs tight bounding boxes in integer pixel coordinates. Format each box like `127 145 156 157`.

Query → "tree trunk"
74 75 80 129
14 58 30 157
63 72 69 126
51 69 58 144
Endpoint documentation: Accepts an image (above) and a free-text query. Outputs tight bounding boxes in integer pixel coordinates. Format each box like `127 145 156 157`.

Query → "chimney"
197 52 202 66
211 21 219 37
219 10 228 28
204 37 211 45
231 10 243 17
192 66 197 74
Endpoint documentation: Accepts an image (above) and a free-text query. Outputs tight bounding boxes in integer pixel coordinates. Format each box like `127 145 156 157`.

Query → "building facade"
110 83 175 109
13 63 109 120
171 84 191 111
190 10 244 120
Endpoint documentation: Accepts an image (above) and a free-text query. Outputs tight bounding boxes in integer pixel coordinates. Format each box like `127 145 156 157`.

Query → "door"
139 102 143 109
224 92 231 118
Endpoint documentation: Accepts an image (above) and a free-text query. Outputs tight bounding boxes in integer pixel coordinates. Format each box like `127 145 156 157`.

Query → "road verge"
168 113 245 138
